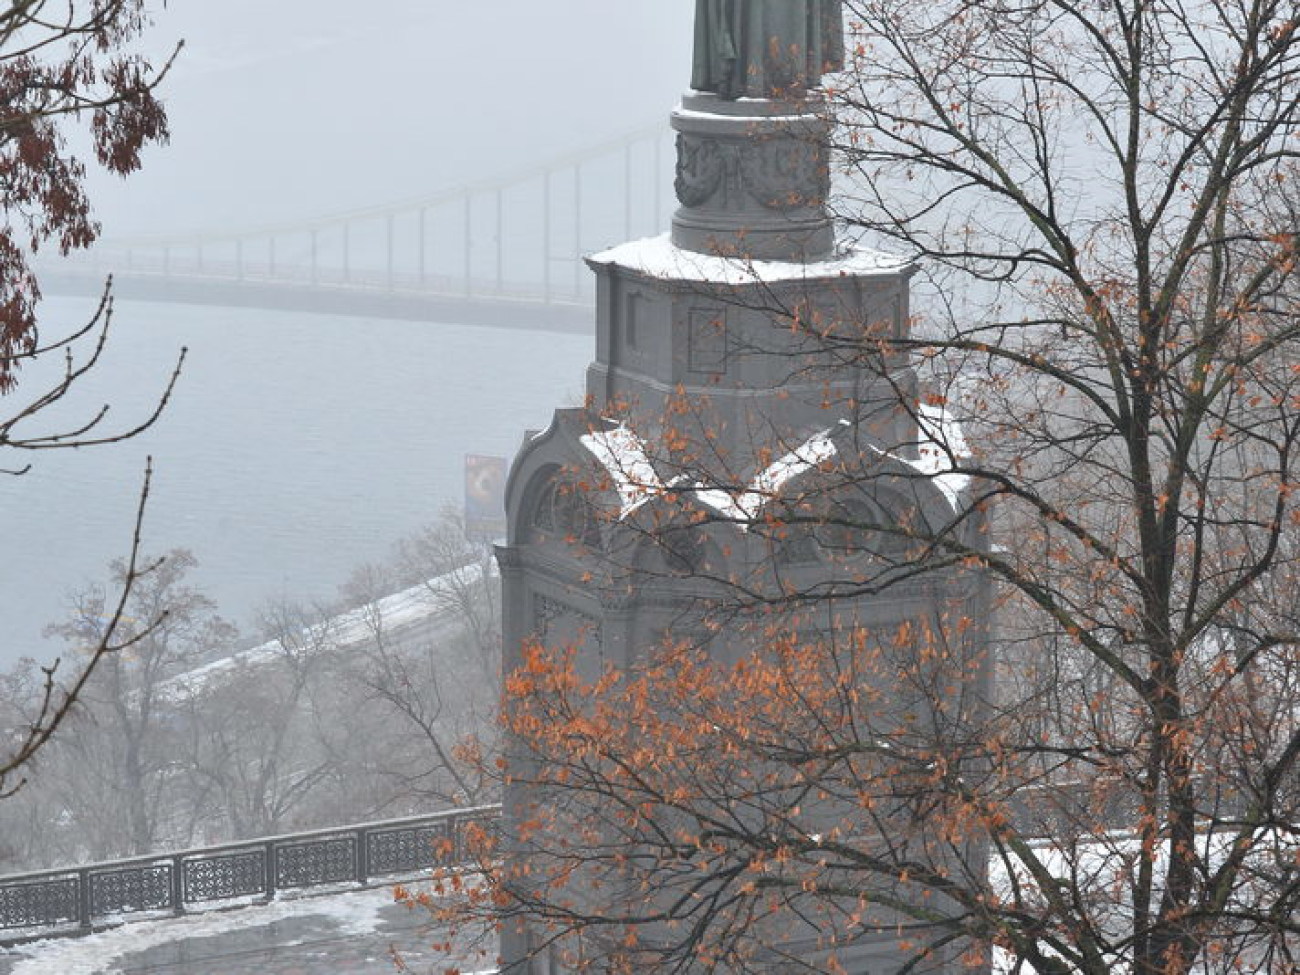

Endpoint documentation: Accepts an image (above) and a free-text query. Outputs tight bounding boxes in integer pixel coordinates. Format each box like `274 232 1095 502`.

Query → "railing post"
357 826 369 885
265 841 277 902
78 867 91 931
573 162 582 299
171 854 185 916
654 135 664 234
625 141 634 240
495 186 504 296
343 221 351 284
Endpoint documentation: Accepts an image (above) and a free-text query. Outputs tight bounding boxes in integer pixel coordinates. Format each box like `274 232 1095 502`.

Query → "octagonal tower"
496 20 989 974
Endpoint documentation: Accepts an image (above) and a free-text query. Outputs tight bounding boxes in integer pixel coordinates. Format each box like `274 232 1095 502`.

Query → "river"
0 295 592 667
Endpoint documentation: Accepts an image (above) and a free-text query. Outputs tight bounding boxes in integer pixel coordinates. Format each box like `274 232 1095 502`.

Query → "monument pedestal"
671 93 835 262
584 233 916 462
497 80 988 974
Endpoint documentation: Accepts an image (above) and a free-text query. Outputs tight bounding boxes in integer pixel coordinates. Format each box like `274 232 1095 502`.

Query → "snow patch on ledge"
588 234 912 285
915 401 972 509
673 107 817 123
579 423 665 518
863 402 972 512
580 420 839 526
691 428 840 525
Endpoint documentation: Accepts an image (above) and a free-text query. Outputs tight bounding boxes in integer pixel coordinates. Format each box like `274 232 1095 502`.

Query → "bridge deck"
41 268 594 334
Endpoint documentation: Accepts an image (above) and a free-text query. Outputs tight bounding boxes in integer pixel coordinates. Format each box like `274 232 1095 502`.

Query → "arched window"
816 490 924 561
524 471 601 550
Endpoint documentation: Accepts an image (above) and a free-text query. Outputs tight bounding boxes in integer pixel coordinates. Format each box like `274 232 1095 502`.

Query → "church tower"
496 6 988 972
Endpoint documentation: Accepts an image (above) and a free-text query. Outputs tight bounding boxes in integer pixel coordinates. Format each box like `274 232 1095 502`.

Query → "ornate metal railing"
0 804 500 943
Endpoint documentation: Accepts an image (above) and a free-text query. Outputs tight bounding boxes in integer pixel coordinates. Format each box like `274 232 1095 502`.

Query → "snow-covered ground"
1 885 499 975
5 887 391 974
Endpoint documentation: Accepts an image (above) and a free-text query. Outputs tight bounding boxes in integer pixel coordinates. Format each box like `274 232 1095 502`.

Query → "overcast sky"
85 0 694 237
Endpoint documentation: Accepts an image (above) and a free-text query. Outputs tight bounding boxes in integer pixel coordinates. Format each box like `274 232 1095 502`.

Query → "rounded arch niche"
774 485 932 568
519 465 602 552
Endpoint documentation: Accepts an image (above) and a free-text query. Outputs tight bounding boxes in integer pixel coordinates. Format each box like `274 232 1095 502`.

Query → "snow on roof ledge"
587 234 912 286
579 422 664 518
868 402 972 513
711 428 839 524
579 420 840 526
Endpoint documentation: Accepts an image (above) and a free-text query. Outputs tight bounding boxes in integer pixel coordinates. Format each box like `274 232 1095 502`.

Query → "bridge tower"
496 20 989 975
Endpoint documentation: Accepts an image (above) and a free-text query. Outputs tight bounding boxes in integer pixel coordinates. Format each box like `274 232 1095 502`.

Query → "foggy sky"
84 0 695 239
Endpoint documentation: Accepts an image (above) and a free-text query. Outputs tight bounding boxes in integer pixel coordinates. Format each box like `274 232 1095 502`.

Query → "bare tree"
174 599 339 843
335 513 500 811
393 511 501 684
0 0 175 388
0 0 180 797
455 0 1300 972
44 550 236 858
0 470 161 804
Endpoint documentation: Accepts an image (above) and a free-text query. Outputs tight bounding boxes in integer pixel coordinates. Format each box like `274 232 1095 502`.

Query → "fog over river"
0 297 591 668
0 0 698 668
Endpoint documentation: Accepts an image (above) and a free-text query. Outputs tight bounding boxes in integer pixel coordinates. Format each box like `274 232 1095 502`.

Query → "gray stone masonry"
497 34 990 973
672 93 836 262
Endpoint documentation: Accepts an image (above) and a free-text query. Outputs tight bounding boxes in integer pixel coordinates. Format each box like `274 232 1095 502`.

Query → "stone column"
671 93 834 262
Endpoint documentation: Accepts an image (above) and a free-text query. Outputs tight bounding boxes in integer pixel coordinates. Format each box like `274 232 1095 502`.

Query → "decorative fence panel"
88 862 174 917
275 836 356 890
183 850 267 903
0 804 499 942
366 820 449 876
0 876 79 930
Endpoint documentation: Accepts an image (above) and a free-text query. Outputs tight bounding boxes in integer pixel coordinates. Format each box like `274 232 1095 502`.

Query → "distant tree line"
0 511 499 871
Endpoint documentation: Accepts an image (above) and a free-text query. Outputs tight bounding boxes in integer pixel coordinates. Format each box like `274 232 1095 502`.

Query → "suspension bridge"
41 125 676 333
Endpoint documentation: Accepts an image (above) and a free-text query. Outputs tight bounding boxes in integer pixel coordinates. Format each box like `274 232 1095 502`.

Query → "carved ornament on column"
674 133 727 208
740 138 827 210
674 133 826 213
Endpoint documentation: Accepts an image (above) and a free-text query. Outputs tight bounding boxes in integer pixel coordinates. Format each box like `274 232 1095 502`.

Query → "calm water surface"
0 296 591 666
